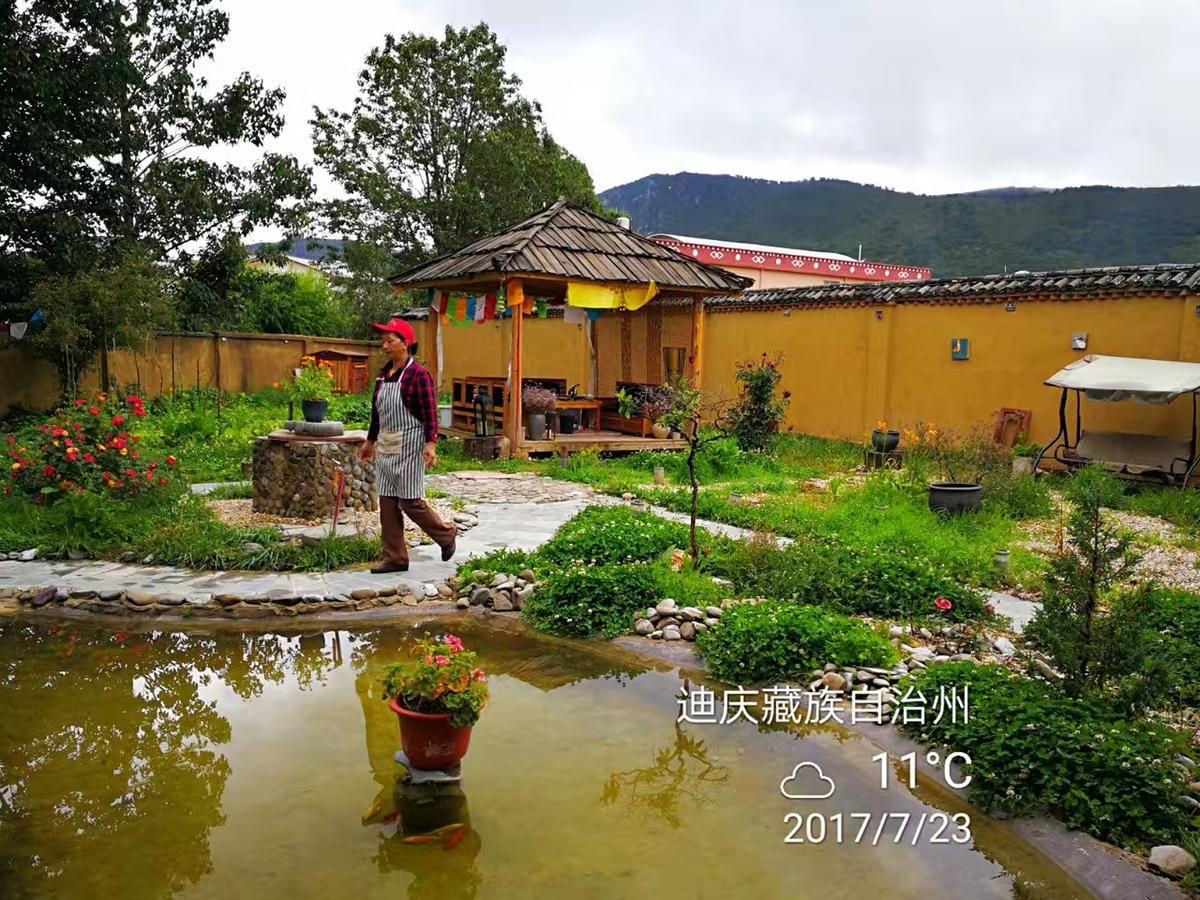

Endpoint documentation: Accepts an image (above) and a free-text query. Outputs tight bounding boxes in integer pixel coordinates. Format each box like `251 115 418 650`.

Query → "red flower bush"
5 392 174 503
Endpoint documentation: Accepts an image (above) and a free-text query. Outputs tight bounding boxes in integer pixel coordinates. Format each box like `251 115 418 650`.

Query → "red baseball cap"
371 318 416 344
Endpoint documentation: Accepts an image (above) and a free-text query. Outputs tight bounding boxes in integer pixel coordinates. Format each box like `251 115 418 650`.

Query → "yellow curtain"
566 280 658 310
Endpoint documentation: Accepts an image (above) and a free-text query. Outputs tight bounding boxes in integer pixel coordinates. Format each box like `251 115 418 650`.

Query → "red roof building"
648 233 931 289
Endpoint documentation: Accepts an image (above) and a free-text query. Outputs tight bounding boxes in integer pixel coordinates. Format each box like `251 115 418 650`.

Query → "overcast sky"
211 0 1200 223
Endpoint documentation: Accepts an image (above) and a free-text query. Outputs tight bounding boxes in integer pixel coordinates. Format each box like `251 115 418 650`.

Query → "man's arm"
413 367 439 444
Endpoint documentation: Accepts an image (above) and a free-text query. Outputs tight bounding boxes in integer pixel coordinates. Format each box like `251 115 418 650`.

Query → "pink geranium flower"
434 655 450 667
935 597 953 612
442 634 464 653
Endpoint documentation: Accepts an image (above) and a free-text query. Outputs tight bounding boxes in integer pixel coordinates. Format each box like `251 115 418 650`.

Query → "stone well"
252 429 377 519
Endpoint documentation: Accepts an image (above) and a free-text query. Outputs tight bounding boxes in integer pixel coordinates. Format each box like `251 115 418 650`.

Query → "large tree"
311 23 603 293
0 0 314 385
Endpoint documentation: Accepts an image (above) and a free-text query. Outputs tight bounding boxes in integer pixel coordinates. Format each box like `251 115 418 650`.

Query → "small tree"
1025 466 1167 708
656 378 730 568
28 253 176 395
725 353 790 452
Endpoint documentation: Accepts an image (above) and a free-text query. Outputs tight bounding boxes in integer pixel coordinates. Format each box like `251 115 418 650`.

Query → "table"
553 398 603 433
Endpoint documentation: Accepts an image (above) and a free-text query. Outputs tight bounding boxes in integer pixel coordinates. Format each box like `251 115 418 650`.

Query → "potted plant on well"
383 634 488 770
522 384 557 441
438 391 454 430
291 355 336 423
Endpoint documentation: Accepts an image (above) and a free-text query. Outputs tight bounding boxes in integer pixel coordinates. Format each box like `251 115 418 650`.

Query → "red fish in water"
442 825 469 851
402 823 465 845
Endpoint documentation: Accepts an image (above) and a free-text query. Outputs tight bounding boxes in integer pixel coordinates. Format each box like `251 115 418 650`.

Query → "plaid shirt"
368 359 439 444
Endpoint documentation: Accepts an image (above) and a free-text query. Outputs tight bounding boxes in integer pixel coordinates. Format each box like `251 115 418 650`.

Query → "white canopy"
1046 355 1200 404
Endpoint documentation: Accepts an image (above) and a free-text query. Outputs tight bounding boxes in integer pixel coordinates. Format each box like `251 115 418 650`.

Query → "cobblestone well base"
252 437 378 519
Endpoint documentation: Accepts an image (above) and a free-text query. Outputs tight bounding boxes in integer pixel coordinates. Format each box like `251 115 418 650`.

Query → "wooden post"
689 295 705 386
506 279 526 454
427 311 441 392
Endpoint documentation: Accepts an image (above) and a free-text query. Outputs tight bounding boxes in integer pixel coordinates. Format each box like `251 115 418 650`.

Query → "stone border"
0 583 441 619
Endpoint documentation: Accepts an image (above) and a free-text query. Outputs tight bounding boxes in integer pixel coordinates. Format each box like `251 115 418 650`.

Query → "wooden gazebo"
390 201 751 456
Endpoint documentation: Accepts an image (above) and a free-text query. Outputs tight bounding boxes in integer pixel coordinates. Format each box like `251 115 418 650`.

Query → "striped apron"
374 358 426 499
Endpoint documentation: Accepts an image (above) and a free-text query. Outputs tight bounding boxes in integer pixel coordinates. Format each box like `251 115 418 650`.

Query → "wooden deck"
521 431 687 456
439 426 685 457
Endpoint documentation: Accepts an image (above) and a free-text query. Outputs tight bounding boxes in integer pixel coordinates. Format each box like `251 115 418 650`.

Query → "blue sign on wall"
951 338 970 360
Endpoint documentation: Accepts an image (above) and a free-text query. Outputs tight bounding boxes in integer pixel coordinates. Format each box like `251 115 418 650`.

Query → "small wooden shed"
311 349 370 394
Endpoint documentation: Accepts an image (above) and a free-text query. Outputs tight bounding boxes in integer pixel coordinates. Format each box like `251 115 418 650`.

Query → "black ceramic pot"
301 398 329 423
871 429 900 452
928 482 983 515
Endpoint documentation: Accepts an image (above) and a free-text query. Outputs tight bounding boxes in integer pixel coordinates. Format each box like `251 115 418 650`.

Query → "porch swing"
1035 354 1200 488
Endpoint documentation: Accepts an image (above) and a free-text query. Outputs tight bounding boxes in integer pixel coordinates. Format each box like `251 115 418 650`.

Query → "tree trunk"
99 338 110 393
688 439 700 568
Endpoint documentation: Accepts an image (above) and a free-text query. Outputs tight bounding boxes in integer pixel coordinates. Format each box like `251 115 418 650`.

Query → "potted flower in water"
522 384 557 441
291 355 336 423
383 634 488 770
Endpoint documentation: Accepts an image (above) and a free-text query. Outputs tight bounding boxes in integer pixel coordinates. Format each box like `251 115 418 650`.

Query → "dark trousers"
379 497 457 565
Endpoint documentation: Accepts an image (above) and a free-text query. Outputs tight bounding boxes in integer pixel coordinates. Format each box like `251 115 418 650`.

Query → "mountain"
599 174 1200 277
245 237 345 262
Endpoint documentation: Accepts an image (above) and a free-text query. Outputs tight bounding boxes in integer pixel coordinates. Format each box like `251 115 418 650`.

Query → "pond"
0 617 1088 900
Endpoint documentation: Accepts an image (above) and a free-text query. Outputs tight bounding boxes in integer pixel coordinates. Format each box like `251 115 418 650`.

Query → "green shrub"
456 548 539 581
1144 589 1200 707
984 473 1054 519
539 506 696 566
711 534 988 620
725 354 790 453
652 565 727 608
1024 466 1167 707
523 562 661 638
900 663 1190 850
696 601 898 683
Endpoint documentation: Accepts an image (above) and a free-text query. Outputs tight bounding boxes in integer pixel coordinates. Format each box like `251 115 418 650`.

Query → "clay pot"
389 698 473 769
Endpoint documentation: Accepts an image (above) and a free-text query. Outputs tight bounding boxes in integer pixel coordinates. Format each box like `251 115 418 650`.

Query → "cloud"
779 762 836 800
206 0 1200 240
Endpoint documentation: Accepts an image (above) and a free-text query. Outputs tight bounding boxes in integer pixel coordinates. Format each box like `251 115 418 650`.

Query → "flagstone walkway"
2 469 1041 630
0 499 590 607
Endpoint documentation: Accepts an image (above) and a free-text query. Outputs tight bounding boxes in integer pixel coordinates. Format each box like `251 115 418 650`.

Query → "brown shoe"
371 561 409 574
441 540 457 562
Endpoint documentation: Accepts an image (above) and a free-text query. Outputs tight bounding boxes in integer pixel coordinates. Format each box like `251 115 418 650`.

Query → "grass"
0 489 380 572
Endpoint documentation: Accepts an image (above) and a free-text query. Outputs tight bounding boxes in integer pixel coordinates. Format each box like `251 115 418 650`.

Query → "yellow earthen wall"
9 298 1200 448
0 332 386 417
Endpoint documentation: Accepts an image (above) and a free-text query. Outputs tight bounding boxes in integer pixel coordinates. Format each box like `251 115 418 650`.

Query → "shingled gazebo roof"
389 200 752 295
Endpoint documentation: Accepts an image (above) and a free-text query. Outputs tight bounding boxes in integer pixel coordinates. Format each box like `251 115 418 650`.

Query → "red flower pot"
389 697 473 769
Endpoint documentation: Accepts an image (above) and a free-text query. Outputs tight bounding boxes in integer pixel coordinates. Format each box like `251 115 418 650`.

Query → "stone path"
5 468 1044 630
0 500 589 607
987 590 1040 633
190 481 249 495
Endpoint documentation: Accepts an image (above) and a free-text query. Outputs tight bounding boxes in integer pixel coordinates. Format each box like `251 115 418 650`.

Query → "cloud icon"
780 761 836 800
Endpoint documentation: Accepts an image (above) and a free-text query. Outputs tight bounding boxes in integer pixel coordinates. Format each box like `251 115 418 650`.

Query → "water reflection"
601 721 731 829
367 778 483 899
